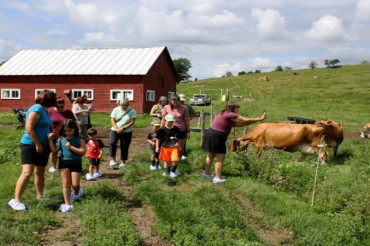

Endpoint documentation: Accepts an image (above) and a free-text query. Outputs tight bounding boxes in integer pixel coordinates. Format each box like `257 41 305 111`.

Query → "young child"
56 119 86 212
156 114 180 178
85 127 103 181
147 119 161 171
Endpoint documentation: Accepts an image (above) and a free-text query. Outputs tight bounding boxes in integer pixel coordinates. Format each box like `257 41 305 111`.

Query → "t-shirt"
156 126 180 147
49 108 76 136
86 139 102 159
58 135 84 165
72 104 89 125
20 104 52 146
184 103 195 117
211 111 239 136
110 107 137 133
161 104 189 131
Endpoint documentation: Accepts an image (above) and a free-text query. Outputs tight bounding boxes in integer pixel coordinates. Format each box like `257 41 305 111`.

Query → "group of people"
8 90 266 212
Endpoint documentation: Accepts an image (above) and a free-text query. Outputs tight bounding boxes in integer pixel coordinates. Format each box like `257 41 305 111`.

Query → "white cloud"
247 57 275 71
63 0 119 28
213 62 243 77
355 0 370 20
4 1 30 12
305 15 352 42
0 39 18 61
251 8 287 40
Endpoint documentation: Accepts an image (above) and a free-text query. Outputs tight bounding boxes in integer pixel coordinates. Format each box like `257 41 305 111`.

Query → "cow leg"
332 147 338 158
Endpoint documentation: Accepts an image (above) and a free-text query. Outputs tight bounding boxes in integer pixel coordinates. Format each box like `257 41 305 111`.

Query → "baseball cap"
165 114 175 122
151 119 160 126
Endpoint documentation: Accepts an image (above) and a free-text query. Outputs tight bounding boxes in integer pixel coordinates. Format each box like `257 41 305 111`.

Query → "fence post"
200 110 205 147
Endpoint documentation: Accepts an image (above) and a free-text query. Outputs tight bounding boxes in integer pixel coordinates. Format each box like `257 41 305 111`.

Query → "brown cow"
257 76 269 81
315 120 343 158
237 123 328 162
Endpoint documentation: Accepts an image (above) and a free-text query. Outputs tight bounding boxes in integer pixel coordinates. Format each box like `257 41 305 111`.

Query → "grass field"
0 64 369 245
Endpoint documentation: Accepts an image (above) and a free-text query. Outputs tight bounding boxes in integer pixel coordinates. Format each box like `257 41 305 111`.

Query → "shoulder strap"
116 108 132 122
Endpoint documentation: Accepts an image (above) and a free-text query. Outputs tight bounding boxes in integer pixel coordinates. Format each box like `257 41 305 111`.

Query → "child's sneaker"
109 160 118 167
86 173 95 181
60 204 73 212
170 171 178 178
163 172 169 177
181 155 187 161
8 199 26 211
150 165 157 171
71 189 84 202
93 170 103 178
201 173 215 179
119 163 125 169
213 177 226 183
48 167 57 173
156 165 162 170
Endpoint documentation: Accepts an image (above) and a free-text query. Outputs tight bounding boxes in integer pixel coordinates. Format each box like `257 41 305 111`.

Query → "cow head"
359 129 370 138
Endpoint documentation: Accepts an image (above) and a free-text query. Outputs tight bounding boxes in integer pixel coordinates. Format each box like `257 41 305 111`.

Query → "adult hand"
260 112 267 120
187 131 191 139
36 143 43 153
47 133 56 140
116 128 124 134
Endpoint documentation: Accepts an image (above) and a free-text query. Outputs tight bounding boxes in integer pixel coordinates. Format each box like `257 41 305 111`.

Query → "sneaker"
49 167 57 173
109 160 118 167
156 165 162 170
150 165 157 171
60 204 73 212
213 177 226 183
201 173 215 179
71 189 84 202
163 172 169 177
86 173 95 181
93 170 103 178
170 171 178 178
119 163 125 169
181 155 187 161
8 199 26 211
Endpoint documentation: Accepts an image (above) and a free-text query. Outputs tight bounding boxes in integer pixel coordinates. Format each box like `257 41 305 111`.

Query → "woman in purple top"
161 94 190 158
202 102 266 183
48 96 79 173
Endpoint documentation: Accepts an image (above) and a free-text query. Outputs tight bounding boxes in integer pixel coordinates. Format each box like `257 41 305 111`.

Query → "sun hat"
151 119 161 126
179 94 186 101
159 96 167 102
165 114 175 122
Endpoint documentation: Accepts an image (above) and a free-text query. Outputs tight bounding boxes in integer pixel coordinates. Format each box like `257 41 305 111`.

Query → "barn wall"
0 75 145 113
143 51 178 113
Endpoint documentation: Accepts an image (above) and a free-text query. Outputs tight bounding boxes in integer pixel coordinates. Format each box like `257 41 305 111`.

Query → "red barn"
0 46 178 113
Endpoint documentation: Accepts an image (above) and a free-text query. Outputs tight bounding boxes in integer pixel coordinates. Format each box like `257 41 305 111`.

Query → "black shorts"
202 128 228 154
20 144 51 166
58 161 82 173
88 157 101 166
177 130 188 139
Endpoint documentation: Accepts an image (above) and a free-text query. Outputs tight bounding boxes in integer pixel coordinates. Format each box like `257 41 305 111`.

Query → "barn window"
35 89 56 98
146 90 155 101
71 89 94 100
1 89 21 99
168 91 175 99
110 89 134 101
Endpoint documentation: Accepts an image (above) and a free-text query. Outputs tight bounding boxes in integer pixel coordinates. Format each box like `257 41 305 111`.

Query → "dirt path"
38 126 170 246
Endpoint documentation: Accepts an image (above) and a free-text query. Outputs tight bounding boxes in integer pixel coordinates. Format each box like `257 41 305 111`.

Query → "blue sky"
0 0 369 79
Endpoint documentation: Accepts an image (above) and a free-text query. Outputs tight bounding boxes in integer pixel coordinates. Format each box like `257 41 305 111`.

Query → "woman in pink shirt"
202 102 266 183
161 94 190 159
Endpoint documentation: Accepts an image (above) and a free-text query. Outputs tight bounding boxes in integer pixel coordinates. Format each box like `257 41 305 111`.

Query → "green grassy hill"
178 64 370 133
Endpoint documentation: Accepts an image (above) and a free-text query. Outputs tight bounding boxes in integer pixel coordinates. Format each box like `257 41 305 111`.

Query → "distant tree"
284 66 292 71
173 58 192 83
309 60 317 70
360 60 369 64
225 71 233 77
238 71 246 76
324 59 330 68
247 71 254 74
255 70 261 73
194 78 198 81
329 59 340 67
275 65 283 71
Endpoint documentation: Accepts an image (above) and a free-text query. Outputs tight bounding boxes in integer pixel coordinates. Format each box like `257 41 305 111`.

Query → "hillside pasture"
0 64 369 245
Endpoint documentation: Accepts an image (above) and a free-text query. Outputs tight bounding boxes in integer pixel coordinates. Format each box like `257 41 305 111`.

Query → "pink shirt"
162 104 189 131
49 108 76 136
212 111 239 136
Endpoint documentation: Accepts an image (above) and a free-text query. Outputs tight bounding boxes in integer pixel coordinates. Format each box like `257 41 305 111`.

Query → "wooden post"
243 126 248 135
210 101 213 127
200 110 205 147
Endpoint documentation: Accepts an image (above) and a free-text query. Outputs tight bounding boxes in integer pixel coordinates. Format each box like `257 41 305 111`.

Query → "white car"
189 94 211 106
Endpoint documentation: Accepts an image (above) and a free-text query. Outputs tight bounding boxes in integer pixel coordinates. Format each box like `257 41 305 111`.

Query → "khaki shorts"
159 146 179 162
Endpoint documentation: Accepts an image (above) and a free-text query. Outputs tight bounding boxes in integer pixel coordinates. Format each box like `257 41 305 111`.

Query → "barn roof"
0 46 167 76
